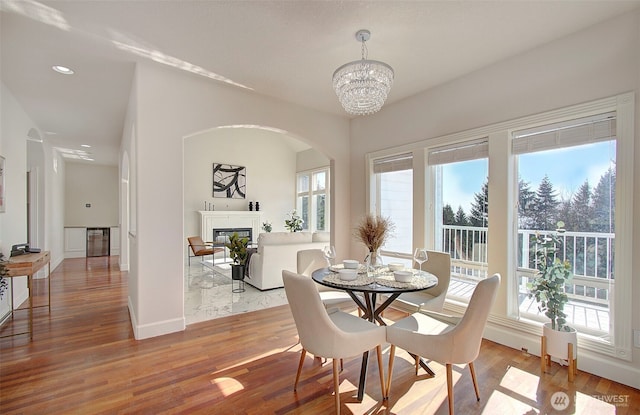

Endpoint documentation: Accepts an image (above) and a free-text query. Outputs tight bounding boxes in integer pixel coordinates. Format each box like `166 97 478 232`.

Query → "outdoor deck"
447 277 610 338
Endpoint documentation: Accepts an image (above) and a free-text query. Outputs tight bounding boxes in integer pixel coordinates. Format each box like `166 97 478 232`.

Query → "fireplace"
213 227 253 244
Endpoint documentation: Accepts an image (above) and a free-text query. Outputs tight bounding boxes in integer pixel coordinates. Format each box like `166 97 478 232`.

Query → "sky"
442 140 616 214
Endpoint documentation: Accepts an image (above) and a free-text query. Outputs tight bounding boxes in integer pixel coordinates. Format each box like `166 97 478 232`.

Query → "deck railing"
441 225 615 308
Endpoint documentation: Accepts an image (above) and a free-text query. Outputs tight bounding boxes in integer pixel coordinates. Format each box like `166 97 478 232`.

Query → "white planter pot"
543 322 577 360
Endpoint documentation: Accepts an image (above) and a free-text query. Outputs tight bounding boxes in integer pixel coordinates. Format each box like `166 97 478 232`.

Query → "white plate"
330 264 368 274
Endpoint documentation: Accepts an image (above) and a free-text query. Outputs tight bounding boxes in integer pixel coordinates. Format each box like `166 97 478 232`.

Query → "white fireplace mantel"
199 211 263 242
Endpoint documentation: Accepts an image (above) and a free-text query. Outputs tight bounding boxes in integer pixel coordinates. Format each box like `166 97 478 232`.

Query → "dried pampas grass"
354 214 394 252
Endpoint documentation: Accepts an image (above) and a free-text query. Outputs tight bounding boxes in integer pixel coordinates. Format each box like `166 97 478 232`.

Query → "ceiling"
2 1 639 165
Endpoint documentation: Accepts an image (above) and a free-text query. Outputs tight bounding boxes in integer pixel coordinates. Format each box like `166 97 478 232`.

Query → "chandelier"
332 29 394 116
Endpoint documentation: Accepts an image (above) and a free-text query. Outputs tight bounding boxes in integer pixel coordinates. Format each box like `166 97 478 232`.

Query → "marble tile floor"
184 260 288 325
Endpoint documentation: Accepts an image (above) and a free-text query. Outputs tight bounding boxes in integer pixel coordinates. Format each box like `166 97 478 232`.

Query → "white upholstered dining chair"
391 250 451 313
296 249 357 310
385 273 500 415
282 270 386 415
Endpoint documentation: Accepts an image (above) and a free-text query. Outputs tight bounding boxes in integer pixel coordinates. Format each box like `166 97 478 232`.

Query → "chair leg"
446 363 454 415
333 358 341 415
385 345 396 398
541 335 547 374
415 355 420 375
376 345 385 400
294 348 306 391
568 343 576 382
469 362 480 401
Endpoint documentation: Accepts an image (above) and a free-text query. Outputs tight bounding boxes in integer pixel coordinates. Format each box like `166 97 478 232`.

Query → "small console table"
1 251 51 340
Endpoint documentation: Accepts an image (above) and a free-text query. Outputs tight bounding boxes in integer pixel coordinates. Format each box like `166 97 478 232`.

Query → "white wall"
123 62 350 339
65 163 118 227
351 11 640 387
45 146 65 269
297 148 330 172
184 128 306 238
0 83 31 317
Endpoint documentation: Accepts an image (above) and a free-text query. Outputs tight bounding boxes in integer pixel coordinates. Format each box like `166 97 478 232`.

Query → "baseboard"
128 296 185 340
484 322 640 389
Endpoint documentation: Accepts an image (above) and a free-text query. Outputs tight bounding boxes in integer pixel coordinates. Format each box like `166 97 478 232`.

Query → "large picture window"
296 168 329 232
429 139 489 301
372 153 413 263
365 93 633 361
513 113 617 339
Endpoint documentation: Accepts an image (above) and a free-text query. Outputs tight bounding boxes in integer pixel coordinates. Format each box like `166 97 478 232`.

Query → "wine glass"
323 245 336 266
414 248 428 274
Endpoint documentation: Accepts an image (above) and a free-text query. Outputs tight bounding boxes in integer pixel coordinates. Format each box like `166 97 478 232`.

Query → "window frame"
364 92 634 361
296 167 330 233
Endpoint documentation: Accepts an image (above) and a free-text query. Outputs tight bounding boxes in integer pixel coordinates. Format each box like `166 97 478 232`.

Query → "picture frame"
0 156 5 213
212 163 246 199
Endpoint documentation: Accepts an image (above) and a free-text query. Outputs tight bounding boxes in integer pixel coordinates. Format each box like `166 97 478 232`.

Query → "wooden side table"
1 251 51 340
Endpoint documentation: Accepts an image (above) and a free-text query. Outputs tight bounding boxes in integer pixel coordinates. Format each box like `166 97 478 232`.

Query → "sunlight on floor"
484 390 539 414
210 377 245 397
500 365 542 402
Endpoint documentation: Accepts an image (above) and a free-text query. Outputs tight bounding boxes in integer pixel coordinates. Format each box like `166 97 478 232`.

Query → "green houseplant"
527 222 577 379
284 210 303 232
225 232 249 281
527 223 573 331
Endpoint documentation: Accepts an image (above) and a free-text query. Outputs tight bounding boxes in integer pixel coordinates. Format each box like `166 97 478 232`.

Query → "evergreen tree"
442 204 455 225
518 178 536 229
454 206 469 226
591 167 616 233
556 198 572 231
532 175 560 230
567 180 592 232
469 179 488 227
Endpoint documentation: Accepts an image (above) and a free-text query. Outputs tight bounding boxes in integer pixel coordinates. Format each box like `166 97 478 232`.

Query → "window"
296 168 329 232
429 139 489 301
513 113 617 339
364 93 633 362
372 153 413 265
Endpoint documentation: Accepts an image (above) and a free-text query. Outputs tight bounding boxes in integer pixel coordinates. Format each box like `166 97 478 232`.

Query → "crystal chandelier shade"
332 30 394 116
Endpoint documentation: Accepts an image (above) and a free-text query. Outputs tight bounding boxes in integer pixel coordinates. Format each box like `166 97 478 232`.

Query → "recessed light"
81 144 91 148
52 65 74 75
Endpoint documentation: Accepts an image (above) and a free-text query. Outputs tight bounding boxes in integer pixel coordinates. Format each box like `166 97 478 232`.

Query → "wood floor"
1 257 638 414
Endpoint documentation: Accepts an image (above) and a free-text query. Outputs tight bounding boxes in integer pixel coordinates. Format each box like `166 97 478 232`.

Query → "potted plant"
284 210 303 232
527 222 577 380
0 253 9 298
225 232 249 281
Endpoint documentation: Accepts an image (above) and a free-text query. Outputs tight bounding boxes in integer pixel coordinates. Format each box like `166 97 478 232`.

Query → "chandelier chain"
361 38 368 60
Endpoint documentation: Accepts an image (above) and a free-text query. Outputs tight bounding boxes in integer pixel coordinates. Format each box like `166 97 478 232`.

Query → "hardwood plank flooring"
1 257 638 414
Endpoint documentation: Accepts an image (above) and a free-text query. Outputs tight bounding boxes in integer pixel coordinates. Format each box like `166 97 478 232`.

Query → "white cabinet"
64 227 87 258
110 227 120 255
64 226 120 258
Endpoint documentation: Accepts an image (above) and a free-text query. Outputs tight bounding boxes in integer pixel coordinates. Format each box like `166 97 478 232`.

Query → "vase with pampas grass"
354 213 394 271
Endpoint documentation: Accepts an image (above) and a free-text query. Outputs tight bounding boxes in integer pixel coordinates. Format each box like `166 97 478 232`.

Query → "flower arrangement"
262 221 272 233
284 210 304 232
354 213 394 253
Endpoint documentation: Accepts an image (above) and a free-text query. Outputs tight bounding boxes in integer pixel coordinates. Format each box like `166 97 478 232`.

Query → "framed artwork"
213 163 246 199
0 156 4 213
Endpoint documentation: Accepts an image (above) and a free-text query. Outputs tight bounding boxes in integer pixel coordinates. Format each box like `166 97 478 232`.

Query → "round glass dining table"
311 266 438 401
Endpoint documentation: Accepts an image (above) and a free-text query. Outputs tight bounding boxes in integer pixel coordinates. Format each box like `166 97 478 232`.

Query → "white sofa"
247 231 330 290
